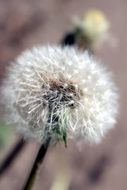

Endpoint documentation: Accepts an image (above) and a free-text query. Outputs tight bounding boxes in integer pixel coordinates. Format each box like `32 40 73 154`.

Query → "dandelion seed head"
2 45 119 144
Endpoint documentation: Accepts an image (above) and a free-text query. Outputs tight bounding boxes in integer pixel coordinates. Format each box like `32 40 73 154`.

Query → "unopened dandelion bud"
73 9 110 49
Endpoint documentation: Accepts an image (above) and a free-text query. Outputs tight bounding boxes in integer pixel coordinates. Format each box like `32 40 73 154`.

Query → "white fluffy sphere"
2 45 118 144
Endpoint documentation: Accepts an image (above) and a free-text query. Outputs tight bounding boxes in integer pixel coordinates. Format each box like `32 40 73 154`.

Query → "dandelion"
2 45 118 145
72 9 110 49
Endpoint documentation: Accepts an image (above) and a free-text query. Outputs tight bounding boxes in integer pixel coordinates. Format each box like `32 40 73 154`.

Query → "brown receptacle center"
44 78 84 108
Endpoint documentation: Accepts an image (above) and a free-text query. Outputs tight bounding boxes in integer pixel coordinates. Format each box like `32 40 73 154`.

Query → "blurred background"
0 0 127 189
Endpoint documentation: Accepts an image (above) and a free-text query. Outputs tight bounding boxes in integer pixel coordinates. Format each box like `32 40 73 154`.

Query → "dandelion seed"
83 88 88 92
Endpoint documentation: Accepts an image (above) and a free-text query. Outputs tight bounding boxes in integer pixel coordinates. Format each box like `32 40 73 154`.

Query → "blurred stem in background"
50 172 71 190
50 149 71 190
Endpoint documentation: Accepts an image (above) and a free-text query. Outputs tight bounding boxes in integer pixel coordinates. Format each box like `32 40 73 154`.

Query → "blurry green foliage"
0 121 12 149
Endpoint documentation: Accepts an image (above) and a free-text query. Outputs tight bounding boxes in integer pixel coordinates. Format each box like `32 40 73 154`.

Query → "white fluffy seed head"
2 45 119 144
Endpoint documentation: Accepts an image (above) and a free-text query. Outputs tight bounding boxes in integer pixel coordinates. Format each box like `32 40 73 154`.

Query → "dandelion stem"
23 138 50 190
